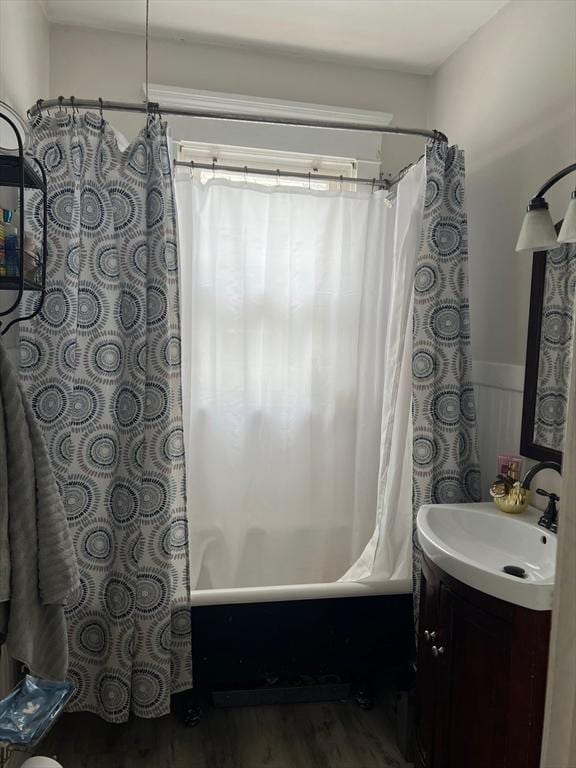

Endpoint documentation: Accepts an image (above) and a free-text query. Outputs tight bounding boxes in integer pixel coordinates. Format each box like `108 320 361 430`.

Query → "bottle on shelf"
0 207 6 277
3 209 19 278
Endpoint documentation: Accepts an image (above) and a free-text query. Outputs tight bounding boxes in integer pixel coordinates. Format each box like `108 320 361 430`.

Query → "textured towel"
0 340 79 681
0 399 9 605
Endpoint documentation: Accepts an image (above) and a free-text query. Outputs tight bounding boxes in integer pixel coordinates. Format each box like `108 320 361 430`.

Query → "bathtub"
189 576 411 606
188 577 414 706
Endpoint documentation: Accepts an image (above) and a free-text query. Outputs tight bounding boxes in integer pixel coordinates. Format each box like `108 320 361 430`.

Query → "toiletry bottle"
507 460 519 483
4 209 19 277
0 207 5 276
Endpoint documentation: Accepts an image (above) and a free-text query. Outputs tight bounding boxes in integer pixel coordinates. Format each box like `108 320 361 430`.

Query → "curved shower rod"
28 96 449 144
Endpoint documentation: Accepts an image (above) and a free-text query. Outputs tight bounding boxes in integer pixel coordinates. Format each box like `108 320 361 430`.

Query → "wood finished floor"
39 700 412 768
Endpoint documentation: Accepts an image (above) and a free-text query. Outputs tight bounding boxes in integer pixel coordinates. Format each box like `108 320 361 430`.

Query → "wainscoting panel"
472 361 525 500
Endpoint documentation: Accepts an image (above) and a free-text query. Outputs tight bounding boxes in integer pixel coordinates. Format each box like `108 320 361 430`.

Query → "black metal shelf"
0 276 43 292
0 154 46 192
0 107 48 335
0 251 43 291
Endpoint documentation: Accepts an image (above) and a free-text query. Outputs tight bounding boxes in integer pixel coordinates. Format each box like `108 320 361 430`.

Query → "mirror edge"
520 232 564 464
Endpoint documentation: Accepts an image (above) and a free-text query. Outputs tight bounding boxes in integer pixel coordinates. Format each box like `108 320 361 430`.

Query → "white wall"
0 0 50 119
429 0 576 367
429 0 575 495
49 24 430 176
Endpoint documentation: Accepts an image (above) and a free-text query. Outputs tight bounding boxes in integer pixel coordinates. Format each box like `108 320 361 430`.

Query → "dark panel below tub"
190 593 413 693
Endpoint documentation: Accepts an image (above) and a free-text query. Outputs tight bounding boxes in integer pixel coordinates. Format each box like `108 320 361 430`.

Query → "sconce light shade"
515 197 558 252
558 192 576 244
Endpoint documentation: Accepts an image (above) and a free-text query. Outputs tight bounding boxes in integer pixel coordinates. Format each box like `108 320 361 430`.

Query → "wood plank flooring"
39 700 412 768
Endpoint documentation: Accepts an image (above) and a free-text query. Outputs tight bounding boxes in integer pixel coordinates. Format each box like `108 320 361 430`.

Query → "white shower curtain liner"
176 160 425 590
342 158 426 582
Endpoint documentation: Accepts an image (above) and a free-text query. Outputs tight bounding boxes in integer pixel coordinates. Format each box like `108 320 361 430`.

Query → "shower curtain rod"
28 97 448 144
174 159 392 189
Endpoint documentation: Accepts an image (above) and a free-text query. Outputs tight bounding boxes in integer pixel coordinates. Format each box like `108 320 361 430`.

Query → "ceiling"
43 0 508 74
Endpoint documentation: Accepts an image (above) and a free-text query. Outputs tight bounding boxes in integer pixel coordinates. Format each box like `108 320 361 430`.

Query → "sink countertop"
417 502 556 611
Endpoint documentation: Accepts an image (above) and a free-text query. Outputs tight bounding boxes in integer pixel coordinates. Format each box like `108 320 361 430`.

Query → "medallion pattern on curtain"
19 113 191 722
412 141 482 599
534 241 576 450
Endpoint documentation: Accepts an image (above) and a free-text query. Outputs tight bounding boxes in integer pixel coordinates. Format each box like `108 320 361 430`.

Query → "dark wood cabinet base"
415 555 550 768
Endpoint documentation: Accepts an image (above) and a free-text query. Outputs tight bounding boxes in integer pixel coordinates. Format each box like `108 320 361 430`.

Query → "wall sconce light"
516 163 576 252
558 190 576 243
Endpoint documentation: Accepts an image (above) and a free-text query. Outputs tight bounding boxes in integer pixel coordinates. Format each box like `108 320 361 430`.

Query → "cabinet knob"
431 645 445 657
424 630 436 642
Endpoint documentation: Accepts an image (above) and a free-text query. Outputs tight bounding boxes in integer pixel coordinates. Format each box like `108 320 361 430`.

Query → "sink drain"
502 565 527 579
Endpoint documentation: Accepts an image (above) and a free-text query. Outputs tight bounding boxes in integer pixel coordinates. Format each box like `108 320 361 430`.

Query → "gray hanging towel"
0 340 79 681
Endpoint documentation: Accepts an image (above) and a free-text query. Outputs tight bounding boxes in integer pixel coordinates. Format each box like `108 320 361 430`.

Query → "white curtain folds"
176 162 425 590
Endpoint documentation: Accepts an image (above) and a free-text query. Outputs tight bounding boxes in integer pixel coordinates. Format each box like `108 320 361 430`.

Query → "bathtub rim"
189 578 411 607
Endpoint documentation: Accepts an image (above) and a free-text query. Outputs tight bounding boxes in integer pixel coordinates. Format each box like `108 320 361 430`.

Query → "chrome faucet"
521 461 562 533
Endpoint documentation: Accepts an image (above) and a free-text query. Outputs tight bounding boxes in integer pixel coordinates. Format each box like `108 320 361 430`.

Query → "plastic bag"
0 676 73 746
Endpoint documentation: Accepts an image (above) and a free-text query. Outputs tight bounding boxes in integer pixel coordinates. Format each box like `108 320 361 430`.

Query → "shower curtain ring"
154 103 164 132
212 162 216 180
58 96 64 113
340 174 344 192
308 171 311 190
98 97 104 118
276 168 280 186
145 101 155 136
371 178 375 194
244 165 248 185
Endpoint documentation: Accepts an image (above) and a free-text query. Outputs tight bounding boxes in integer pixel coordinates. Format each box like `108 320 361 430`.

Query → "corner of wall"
429 0 576 489
0 0 50 118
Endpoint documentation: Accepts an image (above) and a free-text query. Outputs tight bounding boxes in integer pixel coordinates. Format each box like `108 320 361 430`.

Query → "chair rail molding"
472 360 525 392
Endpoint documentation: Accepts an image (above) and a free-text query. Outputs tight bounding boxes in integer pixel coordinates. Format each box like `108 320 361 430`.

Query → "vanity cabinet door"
434 582 511 768
414 558 440 768
415 555 551 768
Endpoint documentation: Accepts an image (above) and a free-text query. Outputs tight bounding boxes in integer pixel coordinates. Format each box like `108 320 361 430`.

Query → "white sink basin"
417 502 556 611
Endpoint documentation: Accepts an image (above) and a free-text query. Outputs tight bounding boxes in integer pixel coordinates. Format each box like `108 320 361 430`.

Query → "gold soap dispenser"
490 459 529 514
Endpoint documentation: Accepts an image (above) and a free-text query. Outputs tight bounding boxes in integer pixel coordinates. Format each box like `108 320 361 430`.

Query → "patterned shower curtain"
412 141 482 600
19 112 191 722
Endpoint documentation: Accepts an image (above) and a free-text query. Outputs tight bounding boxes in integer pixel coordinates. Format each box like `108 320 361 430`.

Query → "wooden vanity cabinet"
415 555 551 768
